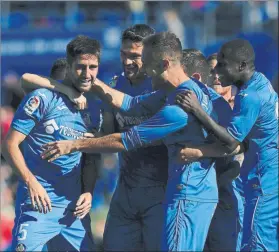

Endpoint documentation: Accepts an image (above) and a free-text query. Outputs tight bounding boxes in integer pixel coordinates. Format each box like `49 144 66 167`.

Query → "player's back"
234 72 278 194
12 88 101 207
109 73 168 187
163 79 218 203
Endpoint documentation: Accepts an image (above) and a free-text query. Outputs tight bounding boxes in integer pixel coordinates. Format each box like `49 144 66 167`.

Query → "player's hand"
217 161 241 188
82 132 95 139
26 175 52 213
175 90 201 114
66 88 88 110
41 140 75 162
177 146 203 163
74 192 92 219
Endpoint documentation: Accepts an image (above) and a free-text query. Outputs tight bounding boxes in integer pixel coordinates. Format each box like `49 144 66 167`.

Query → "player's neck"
164 66 190 93
63 76 74 87
236 70 255 88
129 74 146 86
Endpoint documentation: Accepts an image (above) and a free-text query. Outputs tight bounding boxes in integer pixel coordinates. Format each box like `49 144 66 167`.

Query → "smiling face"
120 40 146 82
68 54 99 93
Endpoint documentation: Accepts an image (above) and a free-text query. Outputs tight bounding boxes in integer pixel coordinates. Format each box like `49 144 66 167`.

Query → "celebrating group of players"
3 24 278 252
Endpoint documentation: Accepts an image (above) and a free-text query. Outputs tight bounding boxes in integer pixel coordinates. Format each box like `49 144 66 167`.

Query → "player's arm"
2 129 52 213
217 153 244 188
41 105 188 161
176 90 260 153
20 73 87 109
74 153 100 219
178 140 245 163
92 78 166 116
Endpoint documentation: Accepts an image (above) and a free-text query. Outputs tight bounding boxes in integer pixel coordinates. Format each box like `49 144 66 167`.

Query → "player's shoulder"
26 88 55 102
108 72 126 88
237 86 260 105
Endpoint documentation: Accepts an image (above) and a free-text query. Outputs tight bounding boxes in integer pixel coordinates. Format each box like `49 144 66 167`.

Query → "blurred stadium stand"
1 1 278 250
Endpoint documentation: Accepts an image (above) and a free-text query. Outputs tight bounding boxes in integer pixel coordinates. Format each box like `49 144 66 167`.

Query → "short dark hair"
121 24 155 43
207 53 218 63
182 49 210 84
50 58 67 80
143 32 182 62
221 39 255 63
66 35 101 65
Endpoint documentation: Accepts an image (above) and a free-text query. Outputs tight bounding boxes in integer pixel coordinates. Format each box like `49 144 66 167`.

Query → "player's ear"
192 73 202 82
162 59 170 71
239 61 247 72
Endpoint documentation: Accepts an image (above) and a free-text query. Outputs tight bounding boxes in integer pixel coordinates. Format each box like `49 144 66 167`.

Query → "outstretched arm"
177 141 245 163
41 105 188 161
20 73 87 109
92 78 166 116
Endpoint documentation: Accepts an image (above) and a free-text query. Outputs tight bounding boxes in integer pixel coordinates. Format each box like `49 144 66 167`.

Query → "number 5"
18 223 29 241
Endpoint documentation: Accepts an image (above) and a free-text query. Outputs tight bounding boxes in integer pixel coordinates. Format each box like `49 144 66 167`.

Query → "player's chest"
36 104 101 140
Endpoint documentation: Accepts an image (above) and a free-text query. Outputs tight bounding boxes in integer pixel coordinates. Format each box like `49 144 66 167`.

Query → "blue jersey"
12 88 102 207
121 79 218 203
106 73 168 187
226 72 278 195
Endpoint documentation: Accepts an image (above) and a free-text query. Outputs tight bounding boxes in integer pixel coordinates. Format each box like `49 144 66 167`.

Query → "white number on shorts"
18 223 29 241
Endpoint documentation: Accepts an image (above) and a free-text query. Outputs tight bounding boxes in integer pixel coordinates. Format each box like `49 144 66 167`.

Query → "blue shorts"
103 179 165 251
11 203 95 251
241 192 278 251
204 184 244 251
161 199 217 251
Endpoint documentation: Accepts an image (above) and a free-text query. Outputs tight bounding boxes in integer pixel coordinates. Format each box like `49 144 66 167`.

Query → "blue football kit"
225 72 278 251
102 73 169 251
120 79 218 251
196 82 244 252
11 88 101 251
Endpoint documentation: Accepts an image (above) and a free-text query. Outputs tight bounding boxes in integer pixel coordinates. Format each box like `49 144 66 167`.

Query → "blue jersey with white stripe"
226 72 278 195
106 73 168 187
121 79 218 202
12 88 102 207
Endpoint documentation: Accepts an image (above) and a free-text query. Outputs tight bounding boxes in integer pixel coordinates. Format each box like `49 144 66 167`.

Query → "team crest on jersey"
109 75 119 88
82 112 92 128
16 243 26 252
24 96 40 115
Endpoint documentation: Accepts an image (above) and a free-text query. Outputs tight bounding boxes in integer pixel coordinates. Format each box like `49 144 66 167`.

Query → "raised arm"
92 78 166 116
20 73 87 109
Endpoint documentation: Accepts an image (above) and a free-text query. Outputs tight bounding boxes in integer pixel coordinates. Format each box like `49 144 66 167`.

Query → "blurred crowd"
1 1 278 250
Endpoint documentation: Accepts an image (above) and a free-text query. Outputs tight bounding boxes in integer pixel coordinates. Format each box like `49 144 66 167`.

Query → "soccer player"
50 58 67 80
176 39 278 251
100 25 169 251
23 56 99 251
40 32 217 252
2 35 102 251
20 24 169 251
181 49 244 251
